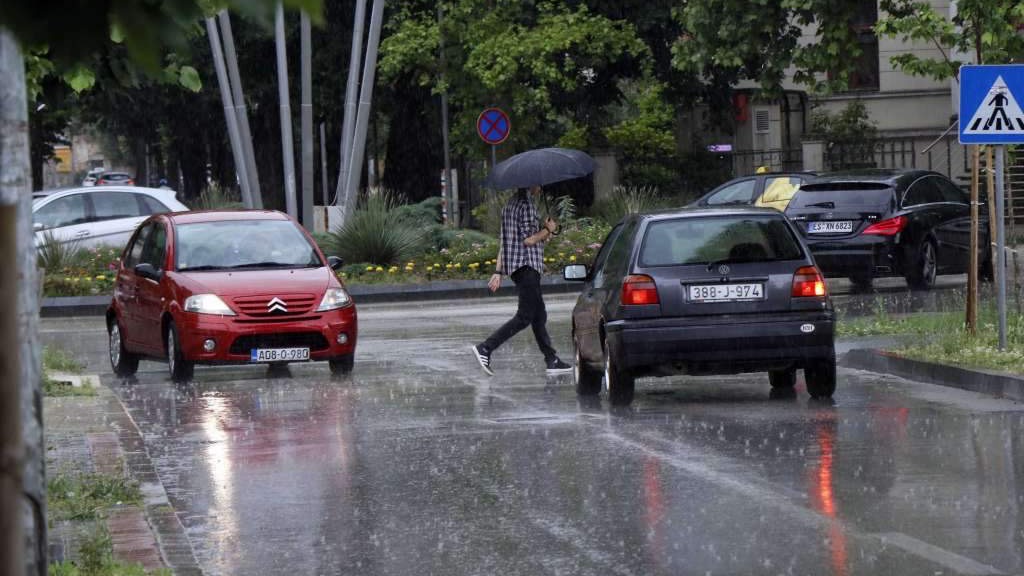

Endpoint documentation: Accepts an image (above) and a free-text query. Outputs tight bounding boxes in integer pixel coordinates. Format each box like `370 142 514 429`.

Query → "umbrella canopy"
483 147 595 190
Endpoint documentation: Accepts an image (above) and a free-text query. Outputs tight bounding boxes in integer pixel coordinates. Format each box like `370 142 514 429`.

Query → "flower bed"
42 246 121 297
40 220 612 297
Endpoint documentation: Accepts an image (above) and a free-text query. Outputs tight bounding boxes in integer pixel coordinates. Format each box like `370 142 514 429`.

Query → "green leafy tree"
671 0 866 95
875 0 1024 77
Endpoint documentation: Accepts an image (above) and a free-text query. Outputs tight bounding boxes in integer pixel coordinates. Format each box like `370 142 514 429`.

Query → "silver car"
33 186 188 250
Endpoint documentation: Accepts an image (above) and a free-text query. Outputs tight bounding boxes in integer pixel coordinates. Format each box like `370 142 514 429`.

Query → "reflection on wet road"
43 294 1024 575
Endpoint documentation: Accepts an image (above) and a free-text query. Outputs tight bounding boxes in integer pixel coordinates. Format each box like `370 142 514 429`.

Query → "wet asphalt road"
42 292 1024 576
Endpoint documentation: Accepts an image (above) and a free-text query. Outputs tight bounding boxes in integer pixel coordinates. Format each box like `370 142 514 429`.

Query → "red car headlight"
184 294 236 316
316 288 352 311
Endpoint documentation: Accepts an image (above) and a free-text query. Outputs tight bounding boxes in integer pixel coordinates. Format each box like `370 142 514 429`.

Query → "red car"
106 210 357 382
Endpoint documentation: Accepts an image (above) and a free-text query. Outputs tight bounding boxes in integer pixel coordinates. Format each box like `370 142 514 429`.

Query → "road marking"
875 533 1004 575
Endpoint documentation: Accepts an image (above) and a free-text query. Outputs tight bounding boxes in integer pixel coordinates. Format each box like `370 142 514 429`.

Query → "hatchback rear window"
639 215 803 267
789 183 895 208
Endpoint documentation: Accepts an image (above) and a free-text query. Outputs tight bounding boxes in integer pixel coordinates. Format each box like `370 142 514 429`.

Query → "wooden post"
967 145 980 334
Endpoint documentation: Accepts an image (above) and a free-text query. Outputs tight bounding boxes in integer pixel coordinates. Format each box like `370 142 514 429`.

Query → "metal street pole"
336 0 367 207
218 11 262 207
986 147 998 288
0 29 27 576
275 3 298 219
300 11 314 227
319 122 329 208
206 18 253 208
342 0 385 215
438 4 454 227
967 145 980 333
996 145 1007 350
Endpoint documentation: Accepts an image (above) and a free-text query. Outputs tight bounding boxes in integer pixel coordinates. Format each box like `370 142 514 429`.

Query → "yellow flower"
445 263 453 269
95 275 105 281
388 267 397 274
366 265 375 271
375 266 384 272
570 255 577 262
469 262 479 269
454 262 461 268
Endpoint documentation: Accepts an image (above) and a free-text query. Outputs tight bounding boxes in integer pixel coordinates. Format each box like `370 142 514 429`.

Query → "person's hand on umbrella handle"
488 273 502 293
544 217 558 235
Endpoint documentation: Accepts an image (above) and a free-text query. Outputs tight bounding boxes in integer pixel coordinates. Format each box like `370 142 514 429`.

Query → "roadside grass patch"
49 522 170 576
45 346 86 374
43 374 98 397
48 471 143 521
838 305 1024 374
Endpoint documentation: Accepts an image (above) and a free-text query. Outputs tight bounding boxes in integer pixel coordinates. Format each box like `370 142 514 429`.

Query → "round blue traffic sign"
477 108 511 145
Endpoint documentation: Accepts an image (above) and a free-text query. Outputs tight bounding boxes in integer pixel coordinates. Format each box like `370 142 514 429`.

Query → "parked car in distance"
692 172 816 211
96 172 135 186
82 167 105 187
33 186 188 250
784 169 988 291
564 207 835 405
107 210 357 382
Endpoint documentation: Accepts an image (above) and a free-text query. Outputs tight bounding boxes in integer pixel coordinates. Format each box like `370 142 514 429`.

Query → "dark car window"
137 194 171 215
124 224 152 269
705 179 756 206
589 224 622 282
639 215 803 267
934 177 968 204
35 194 88 229
140 223 167 271
903 177 943 207
92 192 144 221
598 220 637 287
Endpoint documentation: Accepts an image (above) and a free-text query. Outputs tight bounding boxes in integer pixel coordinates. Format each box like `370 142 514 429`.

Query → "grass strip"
48 472 143 522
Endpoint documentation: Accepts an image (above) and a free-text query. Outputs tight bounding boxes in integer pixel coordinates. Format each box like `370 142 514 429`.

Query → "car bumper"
175 306 357 364
606 312 834 375
804 235 903 278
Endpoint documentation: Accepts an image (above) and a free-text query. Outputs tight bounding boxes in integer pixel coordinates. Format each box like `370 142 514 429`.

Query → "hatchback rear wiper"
806 201 835 209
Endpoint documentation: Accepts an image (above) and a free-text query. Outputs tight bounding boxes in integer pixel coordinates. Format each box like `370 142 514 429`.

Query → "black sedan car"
564 207 836 405
784 169 989 290
692 172 815 211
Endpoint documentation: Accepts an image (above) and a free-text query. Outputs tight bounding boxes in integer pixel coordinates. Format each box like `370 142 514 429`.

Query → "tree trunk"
1 28 45 576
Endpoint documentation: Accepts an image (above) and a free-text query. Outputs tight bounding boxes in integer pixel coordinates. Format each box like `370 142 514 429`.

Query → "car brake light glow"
621 274 659 305
792 266 826 297
862 215 906 236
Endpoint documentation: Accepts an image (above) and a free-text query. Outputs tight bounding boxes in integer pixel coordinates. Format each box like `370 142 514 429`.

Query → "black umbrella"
483 147 595 190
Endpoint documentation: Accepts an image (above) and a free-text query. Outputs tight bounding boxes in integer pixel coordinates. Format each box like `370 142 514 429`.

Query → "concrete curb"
40 277 584 317
841 348 1024 402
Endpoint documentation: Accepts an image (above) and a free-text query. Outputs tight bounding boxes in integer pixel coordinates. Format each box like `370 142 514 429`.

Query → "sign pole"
996 145 1007 350
968 145 980 333
491 145 497 170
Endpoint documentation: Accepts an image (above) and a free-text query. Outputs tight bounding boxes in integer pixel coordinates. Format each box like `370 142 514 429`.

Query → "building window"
831 0 880 92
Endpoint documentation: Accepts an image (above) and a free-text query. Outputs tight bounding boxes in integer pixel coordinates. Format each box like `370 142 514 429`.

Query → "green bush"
590 185 662 224
470 191 513 236
37 231 85 276
192 184 244 211
323 193 429 266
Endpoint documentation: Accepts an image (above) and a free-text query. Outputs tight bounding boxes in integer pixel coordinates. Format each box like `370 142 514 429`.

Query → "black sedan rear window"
639 215 803 267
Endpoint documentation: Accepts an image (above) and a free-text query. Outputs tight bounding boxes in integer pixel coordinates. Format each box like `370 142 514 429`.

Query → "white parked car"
33 186 188 250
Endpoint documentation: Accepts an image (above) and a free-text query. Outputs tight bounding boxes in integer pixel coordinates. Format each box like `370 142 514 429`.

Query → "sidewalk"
45 384 201 575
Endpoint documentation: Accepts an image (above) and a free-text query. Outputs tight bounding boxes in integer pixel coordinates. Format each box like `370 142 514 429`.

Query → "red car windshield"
175 219 322 271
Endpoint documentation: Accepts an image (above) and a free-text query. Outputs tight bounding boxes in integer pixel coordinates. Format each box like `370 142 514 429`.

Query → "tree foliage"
671 0 866 95
875 0 1024 79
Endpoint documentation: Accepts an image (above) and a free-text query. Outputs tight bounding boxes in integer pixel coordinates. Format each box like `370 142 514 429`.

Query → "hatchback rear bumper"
804 235 904 278
606 312 834 375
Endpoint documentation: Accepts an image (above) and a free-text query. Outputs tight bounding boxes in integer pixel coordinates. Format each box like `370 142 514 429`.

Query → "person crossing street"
471 185 572 376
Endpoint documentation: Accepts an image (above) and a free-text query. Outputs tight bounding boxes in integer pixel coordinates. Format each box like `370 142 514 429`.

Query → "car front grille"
229 332 330 354
233 294 318 317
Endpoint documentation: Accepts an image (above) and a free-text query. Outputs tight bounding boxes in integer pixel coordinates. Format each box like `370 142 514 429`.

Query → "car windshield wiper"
177 265 227 272
226 261 314 269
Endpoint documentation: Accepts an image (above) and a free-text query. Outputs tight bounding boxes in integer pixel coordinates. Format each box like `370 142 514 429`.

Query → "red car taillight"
621 274 659 305
792 266 826 297
862 215 906 236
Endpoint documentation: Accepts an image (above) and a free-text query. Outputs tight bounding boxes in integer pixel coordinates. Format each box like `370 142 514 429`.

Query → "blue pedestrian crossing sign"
959 65 1024 144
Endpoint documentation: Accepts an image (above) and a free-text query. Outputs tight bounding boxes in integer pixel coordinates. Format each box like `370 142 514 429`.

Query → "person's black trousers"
481 266 557 360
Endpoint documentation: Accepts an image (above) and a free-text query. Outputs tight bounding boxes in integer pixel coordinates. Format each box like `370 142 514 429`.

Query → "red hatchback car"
106 210 357 382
